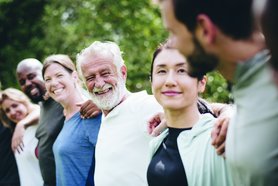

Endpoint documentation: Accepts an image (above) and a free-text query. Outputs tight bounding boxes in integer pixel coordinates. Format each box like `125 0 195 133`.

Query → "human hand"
211 113 231 156
43 92 50 101
12 122 25 153
77 100 101 119
147 112 167 137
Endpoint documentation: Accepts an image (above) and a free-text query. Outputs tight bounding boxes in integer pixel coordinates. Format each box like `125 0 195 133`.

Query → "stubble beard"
187 37 219 78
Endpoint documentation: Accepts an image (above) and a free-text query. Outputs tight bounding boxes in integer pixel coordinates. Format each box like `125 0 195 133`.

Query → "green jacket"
149 113 234 186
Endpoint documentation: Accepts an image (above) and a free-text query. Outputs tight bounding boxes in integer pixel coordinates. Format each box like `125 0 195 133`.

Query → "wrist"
17 122 27 129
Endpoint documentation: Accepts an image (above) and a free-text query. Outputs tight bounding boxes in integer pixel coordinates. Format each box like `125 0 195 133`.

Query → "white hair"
76 41 125 78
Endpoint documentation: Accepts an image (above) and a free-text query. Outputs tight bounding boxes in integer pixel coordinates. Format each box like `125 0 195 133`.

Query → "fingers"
215 120 228 145
211 116 229 156
81 110 101 119
216 142 225 156
78 100 101 118
147 120 158 135
13 141 24 154
151 120 167 137
147 114 162 135
211 121 221 146
18 142 24 153
12 133 24 153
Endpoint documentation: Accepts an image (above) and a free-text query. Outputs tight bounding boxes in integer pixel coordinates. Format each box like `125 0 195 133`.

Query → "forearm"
210 102 234 117
17 106 40 128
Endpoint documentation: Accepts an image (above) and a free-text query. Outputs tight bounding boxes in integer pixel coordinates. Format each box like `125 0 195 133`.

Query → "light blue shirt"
53 112 101 186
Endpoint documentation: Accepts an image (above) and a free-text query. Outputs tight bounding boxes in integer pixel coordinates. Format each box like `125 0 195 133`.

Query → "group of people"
1 56 101 186
1 0 278 186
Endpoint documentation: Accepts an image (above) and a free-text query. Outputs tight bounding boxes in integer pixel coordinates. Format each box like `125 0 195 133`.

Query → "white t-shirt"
94 91 162 186
15 125 43 186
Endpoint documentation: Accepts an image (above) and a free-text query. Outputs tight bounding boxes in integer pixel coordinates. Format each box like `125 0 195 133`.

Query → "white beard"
89 77 126 111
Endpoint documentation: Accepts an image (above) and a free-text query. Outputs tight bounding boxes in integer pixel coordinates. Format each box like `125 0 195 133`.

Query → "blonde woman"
0 88 43 186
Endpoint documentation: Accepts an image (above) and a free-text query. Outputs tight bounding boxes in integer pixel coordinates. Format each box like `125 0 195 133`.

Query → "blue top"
53 112 101 186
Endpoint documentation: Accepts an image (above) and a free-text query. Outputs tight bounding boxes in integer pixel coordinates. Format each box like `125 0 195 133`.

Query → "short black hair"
172 0 254 40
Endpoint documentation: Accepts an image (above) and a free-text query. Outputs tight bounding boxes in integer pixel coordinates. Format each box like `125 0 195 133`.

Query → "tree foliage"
0 0 47 88
0 0 231 103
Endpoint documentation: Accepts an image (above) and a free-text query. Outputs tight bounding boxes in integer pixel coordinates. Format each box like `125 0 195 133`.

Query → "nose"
45 78 59 92
9 108 17 117
25 79 32 87
165 71 177 87
94 77 105 88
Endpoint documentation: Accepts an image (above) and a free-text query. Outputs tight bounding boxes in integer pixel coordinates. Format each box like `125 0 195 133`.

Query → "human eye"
44 77 51 83
101 71 111 77
86 75 95 82
11 103 18 109
57 73 64 78
177 68 188 74
19 79 26 86
155 67 167 75
28 73 36 80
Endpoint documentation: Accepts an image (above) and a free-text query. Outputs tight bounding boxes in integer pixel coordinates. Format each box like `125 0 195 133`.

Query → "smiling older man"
77 41 163 186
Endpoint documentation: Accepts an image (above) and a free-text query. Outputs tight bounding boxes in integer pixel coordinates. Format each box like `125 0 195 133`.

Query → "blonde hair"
0 88 36 129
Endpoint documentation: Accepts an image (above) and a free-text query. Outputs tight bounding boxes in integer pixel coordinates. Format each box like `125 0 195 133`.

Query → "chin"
52 96 64 104
161 102 183 111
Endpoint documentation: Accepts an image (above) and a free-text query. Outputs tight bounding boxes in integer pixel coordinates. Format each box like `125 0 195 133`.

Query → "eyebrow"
155 62 186 68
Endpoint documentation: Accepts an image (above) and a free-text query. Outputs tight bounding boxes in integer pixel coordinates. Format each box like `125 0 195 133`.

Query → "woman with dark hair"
147 45 233 186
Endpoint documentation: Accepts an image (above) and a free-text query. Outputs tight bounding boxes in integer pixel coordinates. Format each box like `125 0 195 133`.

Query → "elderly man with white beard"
76 41 163 186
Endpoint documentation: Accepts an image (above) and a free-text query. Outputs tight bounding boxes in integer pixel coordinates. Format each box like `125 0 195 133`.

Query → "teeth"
30 88 39 95
53 88 63 94
94 88 110 95
93 84 112 95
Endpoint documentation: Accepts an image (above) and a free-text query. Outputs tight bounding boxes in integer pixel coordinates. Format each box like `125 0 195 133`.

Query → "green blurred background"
0 0 232 103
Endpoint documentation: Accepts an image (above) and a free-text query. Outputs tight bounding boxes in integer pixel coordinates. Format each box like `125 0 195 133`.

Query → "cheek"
104 76 119 87
110 78 119 87
151 78 163 93
45 83 51 92
86 81 95 92
21 84 28 92
151 83 160 99
18 105 28 115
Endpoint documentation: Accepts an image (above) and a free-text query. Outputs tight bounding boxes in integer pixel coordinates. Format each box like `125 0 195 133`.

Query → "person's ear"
195 14 217 45
198 75 207 93
120 65 127 80
72 71 79 80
